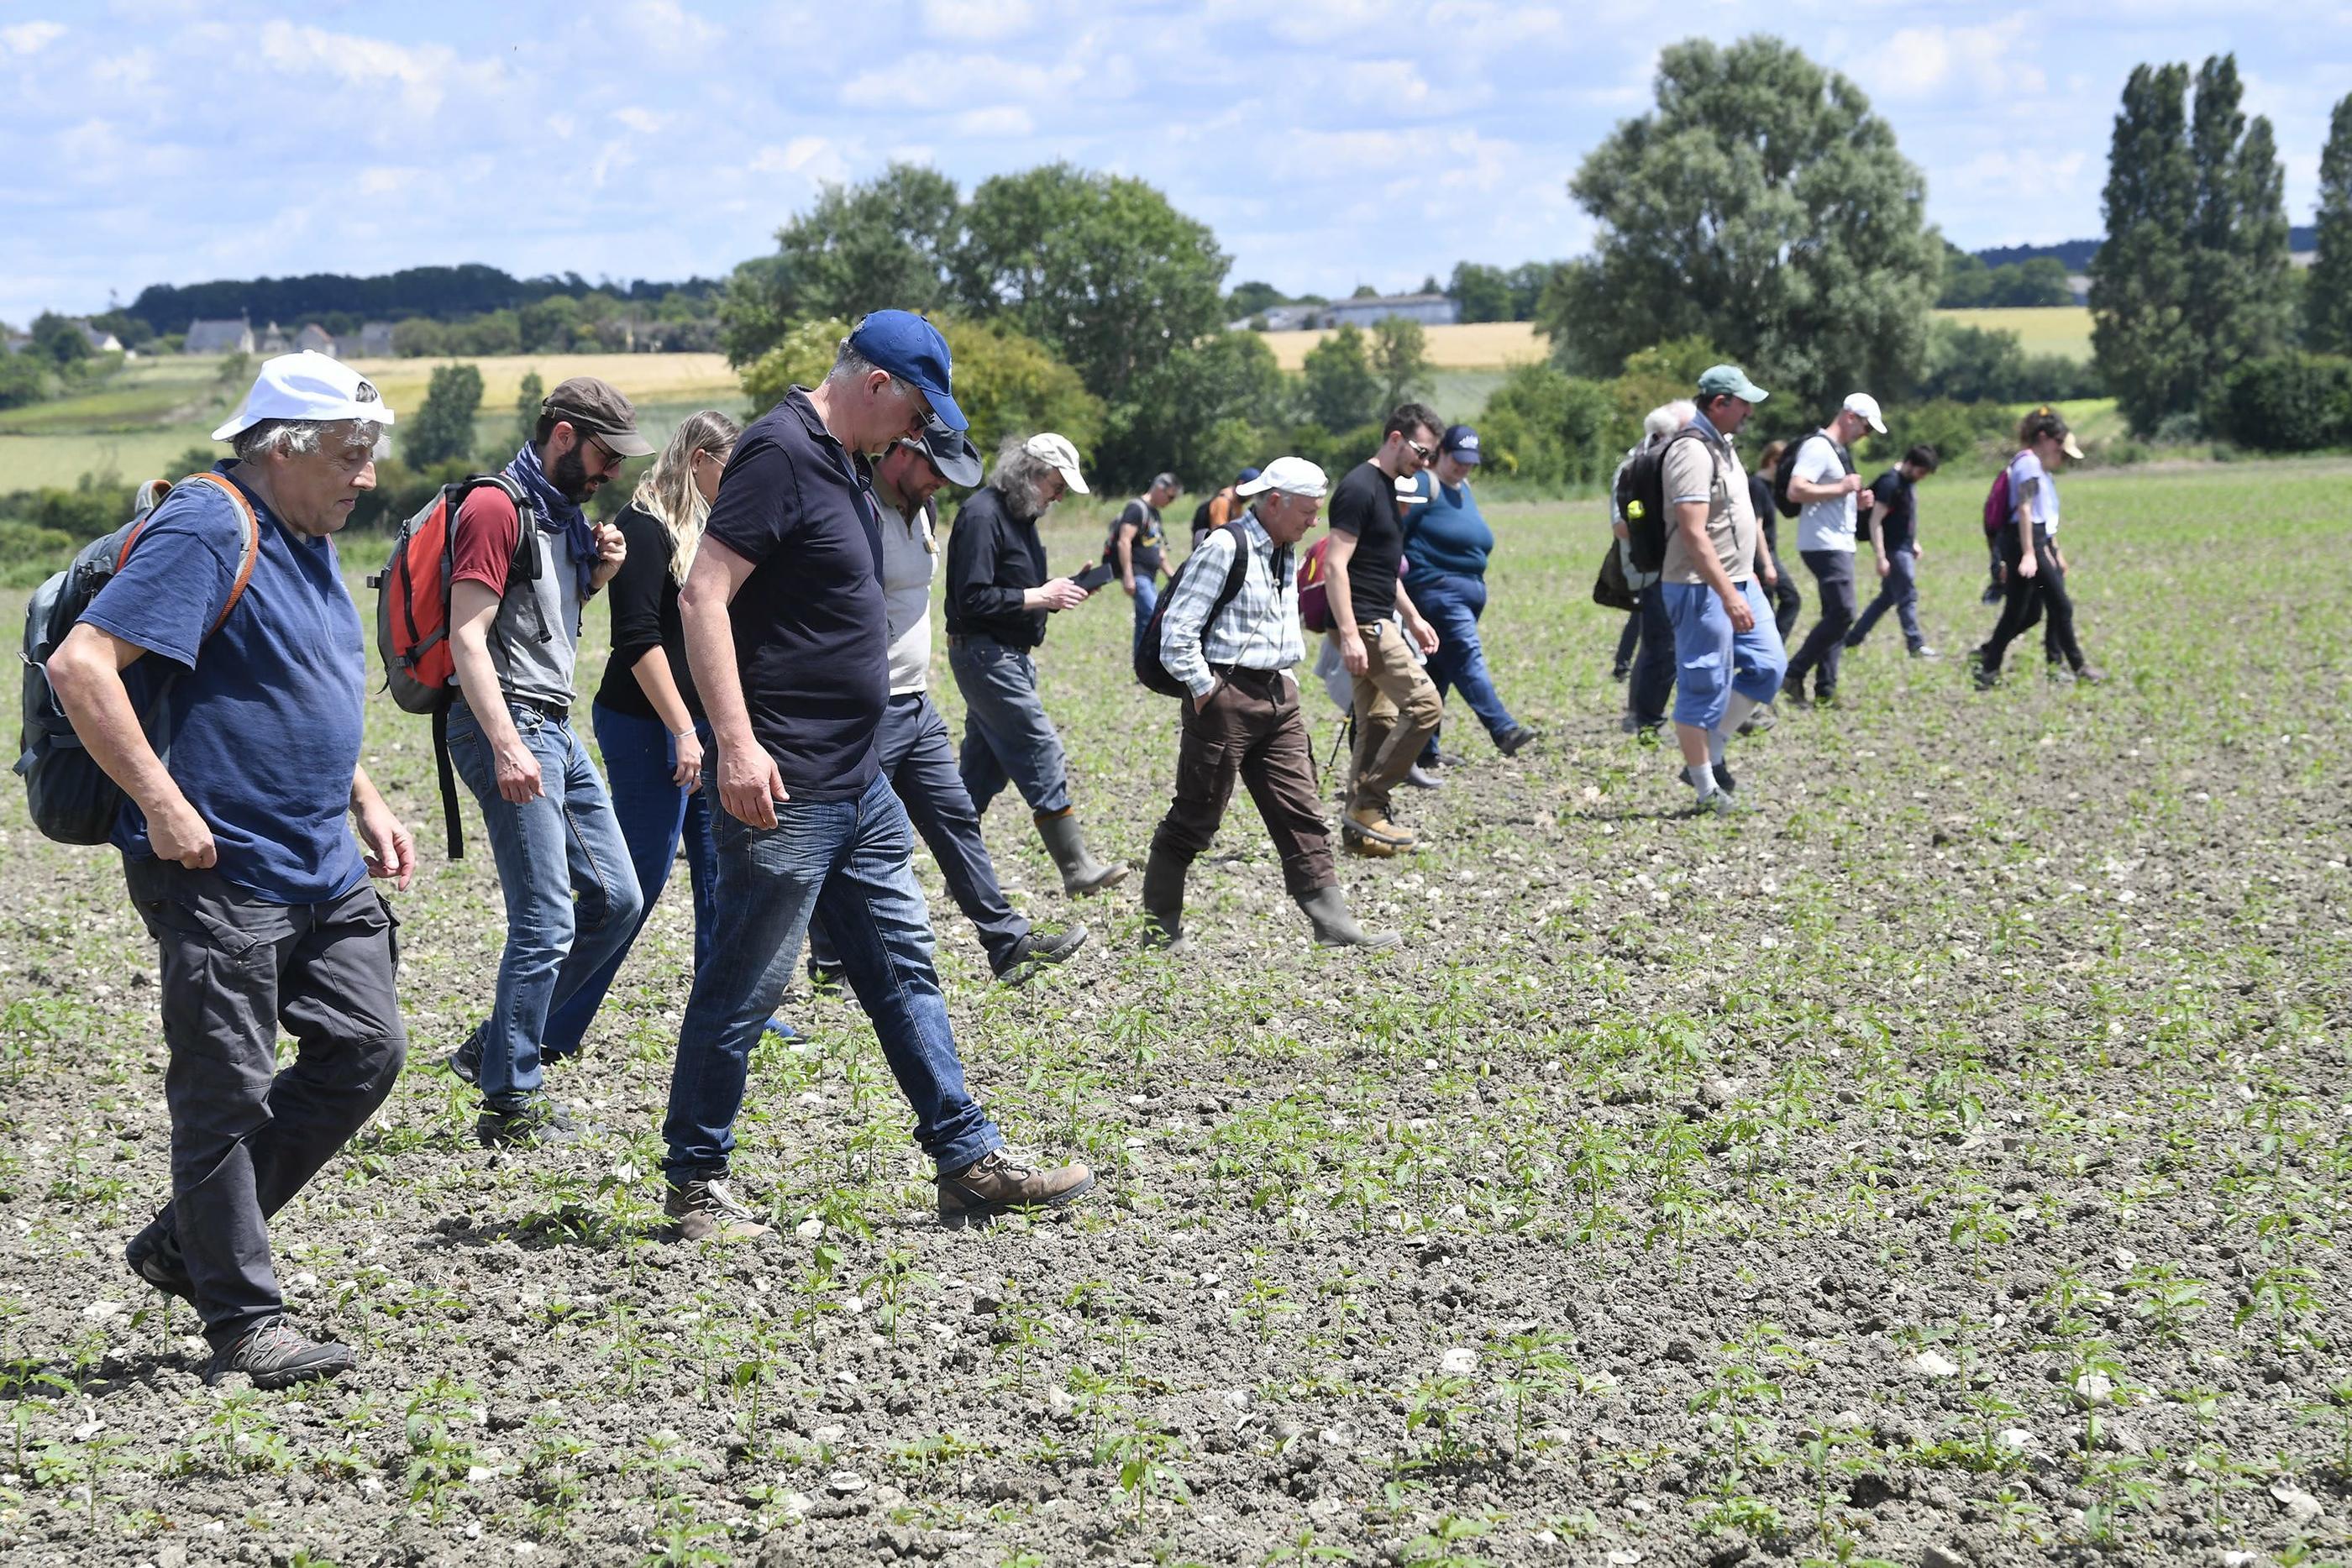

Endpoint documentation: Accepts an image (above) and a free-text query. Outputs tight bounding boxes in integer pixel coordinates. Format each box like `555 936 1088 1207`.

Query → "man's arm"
1394 581 1439 654
1116 521 1138 595
1158 531 1230 706
1321 531 1368 674
680 537 787 829
349 765 415 890
1787 442 1861 505
1675 499 1753 632
448 580 539 805
2013 476 2040 578
45 623 213 867
1865 485 1888 576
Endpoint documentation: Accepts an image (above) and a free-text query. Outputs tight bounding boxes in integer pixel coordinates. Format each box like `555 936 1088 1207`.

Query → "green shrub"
2207 355 2352 452
1476 364 1613 489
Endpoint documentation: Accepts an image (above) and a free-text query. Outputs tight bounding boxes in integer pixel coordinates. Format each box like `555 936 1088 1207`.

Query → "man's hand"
1121 578 1137 597
1761 560 1777 589
1722 590 1756 633
1189 687 1213 715
2019 553 2040 580
1410 616 1440 656
1026 578 1088 612
1876 554 1892 579
1339 629 1368 676
494 739 544 805
717 733 789 828
146 794 216 870
594 522 626 568
1914 543 1926 563
1841 472 1864 496
357 803 417 891
671 727 705 791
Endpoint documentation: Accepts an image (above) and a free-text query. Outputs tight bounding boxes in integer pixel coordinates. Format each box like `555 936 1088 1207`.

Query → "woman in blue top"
1973 407 2103 687
1407 425 1534 765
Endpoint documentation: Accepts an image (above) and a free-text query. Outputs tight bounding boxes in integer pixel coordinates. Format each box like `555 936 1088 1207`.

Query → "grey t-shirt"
1658 424 1757 585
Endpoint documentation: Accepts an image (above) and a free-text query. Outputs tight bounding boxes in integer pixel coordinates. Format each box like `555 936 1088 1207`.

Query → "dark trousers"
1784 549 1858 696
810 692 1031 975
1152 668 1336 899
123 859 407 1350
1613 611 1641 672
1847 547 1924 653
1981 532 2085 674
1767 570 1803 643
1626 588 1677 730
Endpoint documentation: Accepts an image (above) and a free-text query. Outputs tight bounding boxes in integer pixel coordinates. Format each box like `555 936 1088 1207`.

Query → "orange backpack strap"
173 472 263 640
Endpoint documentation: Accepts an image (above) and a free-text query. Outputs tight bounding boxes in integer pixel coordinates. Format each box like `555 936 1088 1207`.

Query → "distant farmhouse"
184 317 255 355
293 323 336 356
1238 291 1463 333
355 322 395 358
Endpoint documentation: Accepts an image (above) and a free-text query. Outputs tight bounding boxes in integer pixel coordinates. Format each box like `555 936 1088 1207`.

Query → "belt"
517 695 570 721
1210 664 1286 684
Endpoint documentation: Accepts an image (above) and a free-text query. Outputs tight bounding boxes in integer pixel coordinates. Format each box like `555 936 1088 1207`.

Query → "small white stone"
81 1301 123 1321
794 1217 823 1240
1440 1347 1478 1375
1911 1350 1961 1377
826 1469 867 1496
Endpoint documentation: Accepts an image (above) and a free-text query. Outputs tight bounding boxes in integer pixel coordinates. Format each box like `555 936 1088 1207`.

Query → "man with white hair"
47 352 413 1387
1140 457 1395 951
1779 392 1887 707
945 431 1127 897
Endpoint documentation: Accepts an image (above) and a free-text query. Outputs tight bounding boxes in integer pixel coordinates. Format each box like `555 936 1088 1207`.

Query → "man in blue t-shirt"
661 312 1093 1240
47 353 412 1390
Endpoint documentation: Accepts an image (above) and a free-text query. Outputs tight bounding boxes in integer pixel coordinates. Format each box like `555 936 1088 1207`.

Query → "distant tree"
717 163 963 369
2309 94 2352 354
1476 362 1613 486
29 312 91 367
1940 244 1994 308
403 362 484 467
1369 317 1433 411
1504 263 1563 321
1606 335 1723 452
2186 56 2293 385
1094 331 1284 491
1299 323 1381 432
513 371 544 453
1996 257 2076 307
1227 281 1289 318
953 163 1228 407
0 352 50 410
1540 36 1941 409
1349 284 1380 299
1418 275 1441 296
1447 263 1513 323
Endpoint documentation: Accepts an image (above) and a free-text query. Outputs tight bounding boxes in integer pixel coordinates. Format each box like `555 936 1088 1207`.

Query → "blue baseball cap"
1441 424 1482 464
1236 466 1262 485
847 310 966 433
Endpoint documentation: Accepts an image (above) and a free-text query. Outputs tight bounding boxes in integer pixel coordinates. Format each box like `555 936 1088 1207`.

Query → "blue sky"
3 0 2345 328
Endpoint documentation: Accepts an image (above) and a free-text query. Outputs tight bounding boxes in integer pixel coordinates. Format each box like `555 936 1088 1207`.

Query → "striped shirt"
1158 510 1302 698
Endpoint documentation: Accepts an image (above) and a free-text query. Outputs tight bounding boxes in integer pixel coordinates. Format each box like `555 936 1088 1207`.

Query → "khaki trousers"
1347 621 1443 817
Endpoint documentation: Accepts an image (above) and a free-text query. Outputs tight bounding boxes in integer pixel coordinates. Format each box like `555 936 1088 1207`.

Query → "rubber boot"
1296 885 1399 950
1139 845 1188 950
1036 808 1127 896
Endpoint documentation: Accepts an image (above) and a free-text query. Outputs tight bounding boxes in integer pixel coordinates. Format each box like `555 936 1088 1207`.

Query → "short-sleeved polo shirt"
1658 419 1757 586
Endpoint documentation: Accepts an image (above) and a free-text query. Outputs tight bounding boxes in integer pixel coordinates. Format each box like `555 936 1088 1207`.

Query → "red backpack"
370 475 542 857
1981 468 2012 539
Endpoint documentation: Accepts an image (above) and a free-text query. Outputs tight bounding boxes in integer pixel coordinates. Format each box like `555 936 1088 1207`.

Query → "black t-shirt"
697 390 885 802
1327 460 1404 625
1109 498 1165 579
1867 469 1917 553
1746 471 1779 564
594 502 700 725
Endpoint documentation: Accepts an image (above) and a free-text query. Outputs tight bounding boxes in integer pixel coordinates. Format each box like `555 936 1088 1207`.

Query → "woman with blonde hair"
541 411 791 1060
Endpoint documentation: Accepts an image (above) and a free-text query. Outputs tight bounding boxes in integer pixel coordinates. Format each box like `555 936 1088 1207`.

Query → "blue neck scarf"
506 443 598 600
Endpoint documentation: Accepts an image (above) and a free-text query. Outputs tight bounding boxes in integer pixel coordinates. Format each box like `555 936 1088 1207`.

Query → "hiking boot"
126 1227 194 1305
1495 726 1536 758
1403 764 1446 790
444 1032 482 1087
665 1177 773 1242
1972 665 2001 692
1737 705 1778 737
1910 645 1940 660
475 1095 581 1149
1035 810 1127 897
1695 789 1756 817
203 1317 355 1390
1677 763 1737 794
1782 689 1812 711
2074 663 2107 684
1296 887 1399 950
936 1149 1095 1229
995 922 1089 985
1138 846 1187 950
806 959 848 993
1343 806 1416 850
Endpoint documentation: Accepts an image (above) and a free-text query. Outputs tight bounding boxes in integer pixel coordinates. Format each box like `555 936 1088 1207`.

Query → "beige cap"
1024 433 1089 495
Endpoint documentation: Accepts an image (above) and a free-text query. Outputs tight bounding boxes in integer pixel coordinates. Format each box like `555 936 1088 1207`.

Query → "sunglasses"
1405 438 1436 463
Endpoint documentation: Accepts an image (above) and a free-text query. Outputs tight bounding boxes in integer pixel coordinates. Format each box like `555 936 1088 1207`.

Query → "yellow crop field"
346 353 741 410
1932 306 2094 360
1256 321 1541 372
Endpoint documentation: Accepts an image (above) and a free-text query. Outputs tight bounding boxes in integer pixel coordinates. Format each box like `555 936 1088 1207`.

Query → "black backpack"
1771 433 1852 520
1134 530 1252 698
1614 427 1705 576
14 474 261 844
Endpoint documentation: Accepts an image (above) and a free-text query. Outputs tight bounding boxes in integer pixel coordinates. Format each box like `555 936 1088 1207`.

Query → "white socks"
1714 695 1760 764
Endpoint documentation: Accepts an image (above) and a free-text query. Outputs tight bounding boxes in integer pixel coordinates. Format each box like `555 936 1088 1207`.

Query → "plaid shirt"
1158 510 1302 698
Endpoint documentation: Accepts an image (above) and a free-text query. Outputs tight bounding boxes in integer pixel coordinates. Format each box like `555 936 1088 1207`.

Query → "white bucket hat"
213 351 396 441
1024 432 1089 495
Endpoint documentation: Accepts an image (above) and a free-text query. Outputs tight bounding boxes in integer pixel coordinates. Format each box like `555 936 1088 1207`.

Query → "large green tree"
402 362 484 467
1093 332 1284 491
1447 263 1513 323
2092 57 2292 433
1537 36 1941 410
1300 324 1381 431
2305 95 2352 354
953 163 1229 408
717 163 962 366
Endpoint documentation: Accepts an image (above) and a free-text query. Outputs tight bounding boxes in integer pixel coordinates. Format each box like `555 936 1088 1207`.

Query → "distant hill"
127 265 719 333
1974 227 2316 271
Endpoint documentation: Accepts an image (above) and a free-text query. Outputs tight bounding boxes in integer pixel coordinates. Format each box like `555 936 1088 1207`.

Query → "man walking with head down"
661 312 1094 1240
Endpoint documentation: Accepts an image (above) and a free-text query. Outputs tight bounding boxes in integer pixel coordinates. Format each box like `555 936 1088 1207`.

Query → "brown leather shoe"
937 1150 1095 1228
665 1177 773 1242
1343 806 1415 855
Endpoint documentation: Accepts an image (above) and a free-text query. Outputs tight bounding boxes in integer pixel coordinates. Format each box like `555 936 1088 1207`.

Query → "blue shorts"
1661 579 1787 730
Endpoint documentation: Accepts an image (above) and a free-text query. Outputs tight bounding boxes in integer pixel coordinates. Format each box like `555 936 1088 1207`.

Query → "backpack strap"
175 473 262 640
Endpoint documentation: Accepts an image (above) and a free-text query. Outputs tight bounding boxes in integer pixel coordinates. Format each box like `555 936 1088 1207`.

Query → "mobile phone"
1073 561 1116 592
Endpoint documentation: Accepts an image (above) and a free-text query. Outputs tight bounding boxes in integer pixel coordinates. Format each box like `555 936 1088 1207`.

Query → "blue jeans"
538 704 720 1061
661 770 1001 1183
1846 548 1924 652
446 697 643 1106
1411 569 1517 761
1627 587 1677 730
1662 579 1786 732
949 635 1072 816
808 693 1030 975
1131 576 1159 660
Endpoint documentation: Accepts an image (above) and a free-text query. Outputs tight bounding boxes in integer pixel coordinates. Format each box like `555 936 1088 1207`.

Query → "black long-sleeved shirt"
942 485 1049 648
593 502 701 723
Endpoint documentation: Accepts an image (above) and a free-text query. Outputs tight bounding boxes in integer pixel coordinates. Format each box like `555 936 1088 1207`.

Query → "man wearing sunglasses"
1321 401 1446 856
442 377 652 1146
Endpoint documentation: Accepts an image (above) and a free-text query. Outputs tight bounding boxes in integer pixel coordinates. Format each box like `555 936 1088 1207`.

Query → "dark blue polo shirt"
79 461 367 905
701 388 887 802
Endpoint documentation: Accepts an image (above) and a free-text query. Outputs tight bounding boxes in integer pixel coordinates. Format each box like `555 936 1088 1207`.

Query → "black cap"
915 414 983 487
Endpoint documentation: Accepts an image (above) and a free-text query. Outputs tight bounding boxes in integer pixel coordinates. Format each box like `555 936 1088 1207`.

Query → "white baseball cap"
213 351 396 442
1236 455 1328 500
1842 392 1887 434
1024 432 1089 495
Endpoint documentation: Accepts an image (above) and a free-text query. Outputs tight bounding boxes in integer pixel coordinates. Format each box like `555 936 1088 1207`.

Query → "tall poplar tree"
2307 95 2352 355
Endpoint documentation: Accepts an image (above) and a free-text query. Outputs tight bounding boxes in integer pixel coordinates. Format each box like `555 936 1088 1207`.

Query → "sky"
3 0 2347 328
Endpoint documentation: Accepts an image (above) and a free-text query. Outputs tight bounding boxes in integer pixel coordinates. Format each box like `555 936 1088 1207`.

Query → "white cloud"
254 19 501 118
918 0 1036 40
953 106 1034 139
0 21 66 57
1877 18 2039 97
616 106 664 134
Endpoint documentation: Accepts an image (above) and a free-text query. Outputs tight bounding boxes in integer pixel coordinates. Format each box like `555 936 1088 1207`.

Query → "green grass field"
2 457 2349 1564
